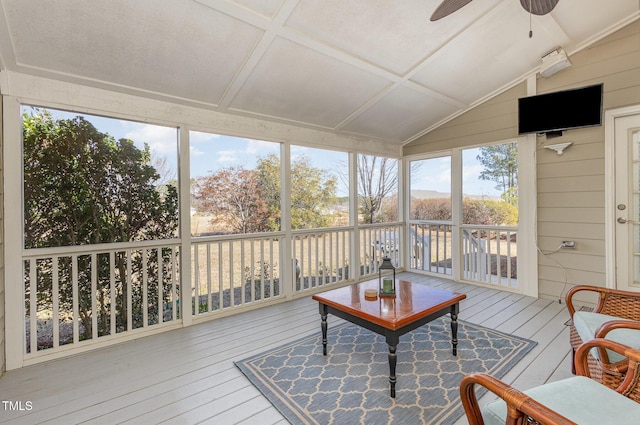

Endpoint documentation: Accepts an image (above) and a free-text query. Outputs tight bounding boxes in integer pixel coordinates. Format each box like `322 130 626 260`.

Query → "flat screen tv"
518 83 603 135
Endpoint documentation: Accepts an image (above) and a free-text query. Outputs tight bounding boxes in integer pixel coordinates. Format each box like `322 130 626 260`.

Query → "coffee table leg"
388 343 397 398
320 304 328 356
386 333 399 398
450 303 459 356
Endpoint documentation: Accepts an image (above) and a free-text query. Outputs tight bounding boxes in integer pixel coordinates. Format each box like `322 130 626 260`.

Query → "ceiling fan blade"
430 0 473 21
520 0 560 15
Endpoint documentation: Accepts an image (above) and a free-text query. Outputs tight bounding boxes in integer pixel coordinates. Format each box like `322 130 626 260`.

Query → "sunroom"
1 1 640 424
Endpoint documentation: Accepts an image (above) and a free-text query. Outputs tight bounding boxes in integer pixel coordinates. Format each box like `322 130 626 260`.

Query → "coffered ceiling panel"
551 0 639 45
285 0 501 75
342 85 460 142
3 0 264 105
410 1 570 104
0 0 637 145
229 36 393 128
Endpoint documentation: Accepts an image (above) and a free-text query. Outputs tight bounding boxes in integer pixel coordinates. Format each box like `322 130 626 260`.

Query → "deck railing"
461 224 518 288
290 223 403 295
292 227 351 293
19 220 515 360
359 223 403 277
191 233 283 317
22 240 181 357
409 221 518 288
409 221 453 275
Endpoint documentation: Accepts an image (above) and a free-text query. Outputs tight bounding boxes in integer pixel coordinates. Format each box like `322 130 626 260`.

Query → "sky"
410 152 503 198
25 106 504 198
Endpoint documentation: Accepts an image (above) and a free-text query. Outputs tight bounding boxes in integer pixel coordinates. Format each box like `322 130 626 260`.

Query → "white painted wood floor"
0 272 574 424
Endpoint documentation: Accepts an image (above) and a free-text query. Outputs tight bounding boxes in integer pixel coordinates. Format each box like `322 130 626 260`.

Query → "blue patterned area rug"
235 317 536 425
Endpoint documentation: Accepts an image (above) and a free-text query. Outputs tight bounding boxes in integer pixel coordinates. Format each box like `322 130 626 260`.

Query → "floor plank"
0 272 577 424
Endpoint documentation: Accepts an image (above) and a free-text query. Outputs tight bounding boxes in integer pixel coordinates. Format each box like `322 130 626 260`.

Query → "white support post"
178 126 193 326
518 75 539 297
4 96 25 370
280 143 293 298
451 149 462 282
349 152 360 281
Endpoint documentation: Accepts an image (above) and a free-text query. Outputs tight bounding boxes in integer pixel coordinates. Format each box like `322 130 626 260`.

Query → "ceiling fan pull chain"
529 0 533 38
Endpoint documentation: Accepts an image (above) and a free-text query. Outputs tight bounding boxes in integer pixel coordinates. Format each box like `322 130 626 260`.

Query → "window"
357 154 398 224
462 144 518 225
290 145 347 230
21 106 180 350
409 156 452 221
23 106 179 248
189 131 281 236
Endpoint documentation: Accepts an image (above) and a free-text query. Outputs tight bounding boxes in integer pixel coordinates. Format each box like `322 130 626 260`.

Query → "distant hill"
411 190 500 201
410 190 449 199
337 191 500 202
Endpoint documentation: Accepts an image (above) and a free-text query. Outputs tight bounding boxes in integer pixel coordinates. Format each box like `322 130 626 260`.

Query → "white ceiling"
0 0 638 146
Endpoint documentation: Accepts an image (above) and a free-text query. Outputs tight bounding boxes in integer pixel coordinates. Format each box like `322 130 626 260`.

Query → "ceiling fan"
430 0 559 21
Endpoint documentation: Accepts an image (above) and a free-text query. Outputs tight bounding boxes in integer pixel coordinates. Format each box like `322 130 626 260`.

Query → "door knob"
618 217 640 224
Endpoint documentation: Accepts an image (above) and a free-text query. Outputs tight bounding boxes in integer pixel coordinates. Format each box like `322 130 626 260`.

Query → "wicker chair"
460 339 640 425
566 285 640 386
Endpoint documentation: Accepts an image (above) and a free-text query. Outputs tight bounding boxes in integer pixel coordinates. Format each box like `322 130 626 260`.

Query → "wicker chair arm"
566 285 640 317
593 320 640 365
459 373 577 425
595 319 640 338
576 338 640 398
565 285 607 316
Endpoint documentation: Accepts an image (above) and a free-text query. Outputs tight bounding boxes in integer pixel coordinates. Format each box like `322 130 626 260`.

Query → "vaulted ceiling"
0 0 638 146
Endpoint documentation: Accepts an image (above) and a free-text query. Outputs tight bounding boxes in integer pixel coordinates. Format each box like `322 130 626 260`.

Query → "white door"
614 113 640 292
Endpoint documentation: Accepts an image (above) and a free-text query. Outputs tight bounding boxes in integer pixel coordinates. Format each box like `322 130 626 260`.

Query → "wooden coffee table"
312 279 466 398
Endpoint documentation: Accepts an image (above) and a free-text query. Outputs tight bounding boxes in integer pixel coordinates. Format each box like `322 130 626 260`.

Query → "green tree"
255 153 281 231
23 110 179 339
256 154 337 230
477 143 518 205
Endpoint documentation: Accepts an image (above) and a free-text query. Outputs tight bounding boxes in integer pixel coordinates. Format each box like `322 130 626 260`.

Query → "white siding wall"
404 20 640 301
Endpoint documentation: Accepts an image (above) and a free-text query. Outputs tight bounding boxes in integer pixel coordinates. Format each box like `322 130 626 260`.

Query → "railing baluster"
110 251 116 334
127 250 132 331
507 231 513 287
29 259 37 353
259 238 264 299
171 247 177 321
91 254 97 339
329 231 333 284
249 238 255 302
157 248 163 324
229 242 234 307
193 244 200 316
52 257 60 349
72 255 79 344
218 242 223 310
240 239 246 304
496 231 502 285
314 233 319 287
206 243 212 314
306 234 311 288
420 223 423 269
142 249 148 327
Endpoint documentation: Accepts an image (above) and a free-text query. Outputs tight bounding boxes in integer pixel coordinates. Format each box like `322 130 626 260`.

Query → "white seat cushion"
573 311 640 363
482 376 640 425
